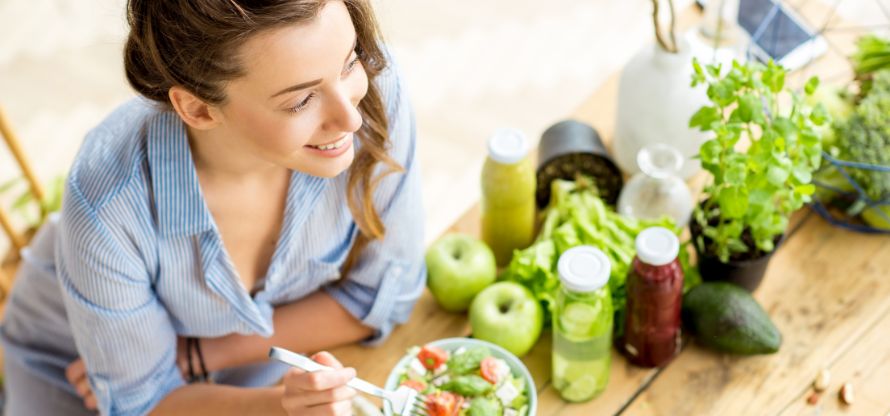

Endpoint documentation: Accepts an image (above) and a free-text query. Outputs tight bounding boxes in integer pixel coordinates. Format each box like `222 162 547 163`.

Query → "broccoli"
839 70 890 200
836 69 890 227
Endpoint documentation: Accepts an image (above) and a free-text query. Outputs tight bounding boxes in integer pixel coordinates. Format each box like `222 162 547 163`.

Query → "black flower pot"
536 120 624 208
689 216 784 292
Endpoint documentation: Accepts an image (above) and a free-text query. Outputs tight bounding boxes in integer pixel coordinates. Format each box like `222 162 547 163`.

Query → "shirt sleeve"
56 180 184 416
324 54 427 345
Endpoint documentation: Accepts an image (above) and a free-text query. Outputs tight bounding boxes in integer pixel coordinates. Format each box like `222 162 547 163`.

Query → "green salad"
396 345 530 416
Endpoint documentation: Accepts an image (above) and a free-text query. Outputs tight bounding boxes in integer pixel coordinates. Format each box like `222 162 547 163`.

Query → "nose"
322 84 363 133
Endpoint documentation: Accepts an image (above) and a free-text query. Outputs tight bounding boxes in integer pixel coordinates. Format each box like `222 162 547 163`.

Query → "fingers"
291 385 356 407
83 392 98 411
303 400 353 416
311 351 344 369
284 366 356 392
283 396 353 416
280 352 357 416
65 359 86 387
281 385 356 412
74 376 92 399
67 359 93 404
65 359 99 411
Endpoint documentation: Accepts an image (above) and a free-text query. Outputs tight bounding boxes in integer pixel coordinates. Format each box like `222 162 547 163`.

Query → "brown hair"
124 0 402 275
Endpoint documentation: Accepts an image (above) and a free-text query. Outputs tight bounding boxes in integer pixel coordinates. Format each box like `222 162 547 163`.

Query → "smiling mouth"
306 135 350 151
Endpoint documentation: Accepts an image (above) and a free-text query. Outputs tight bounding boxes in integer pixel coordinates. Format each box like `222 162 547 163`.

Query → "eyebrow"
269 36 359 99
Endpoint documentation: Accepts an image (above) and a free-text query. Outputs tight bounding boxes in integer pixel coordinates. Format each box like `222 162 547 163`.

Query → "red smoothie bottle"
622 226 684 367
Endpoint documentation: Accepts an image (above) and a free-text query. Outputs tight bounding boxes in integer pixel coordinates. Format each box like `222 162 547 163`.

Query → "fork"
269 347 429 416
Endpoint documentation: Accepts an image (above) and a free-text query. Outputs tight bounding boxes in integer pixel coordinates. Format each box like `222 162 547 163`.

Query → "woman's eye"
288 92 315 113
344 55 361 74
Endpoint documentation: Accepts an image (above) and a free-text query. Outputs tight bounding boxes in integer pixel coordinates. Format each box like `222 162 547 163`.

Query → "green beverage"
552 246 613 402
481 128 536 266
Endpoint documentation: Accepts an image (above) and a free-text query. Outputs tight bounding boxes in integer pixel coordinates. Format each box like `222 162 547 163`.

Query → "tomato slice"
417 345 448 370
400 379 427 392
426 392 464 416
479 356 500 384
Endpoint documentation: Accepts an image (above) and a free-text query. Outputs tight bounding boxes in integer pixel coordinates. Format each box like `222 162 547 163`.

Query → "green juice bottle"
553 246 613 402
481 128 536 267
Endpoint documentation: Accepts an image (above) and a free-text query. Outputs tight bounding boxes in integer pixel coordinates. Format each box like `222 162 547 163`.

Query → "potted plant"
688 58 826 291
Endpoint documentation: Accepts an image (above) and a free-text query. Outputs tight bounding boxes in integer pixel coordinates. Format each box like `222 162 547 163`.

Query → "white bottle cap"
557 246 611 293
635 227 680 266
487 128 530 164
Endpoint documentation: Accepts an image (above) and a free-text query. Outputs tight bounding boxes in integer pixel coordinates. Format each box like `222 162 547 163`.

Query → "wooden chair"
0 105 46 303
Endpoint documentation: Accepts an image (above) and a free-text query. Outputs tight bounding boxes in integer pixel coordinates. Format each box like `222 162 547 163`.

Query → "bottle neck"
632 257 683 282
638 144 683 180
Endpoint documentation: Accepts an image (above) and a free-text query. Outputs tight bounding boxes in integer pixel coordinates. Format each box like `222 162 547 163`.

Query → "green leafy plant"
689 59 826 263
0 175 65 230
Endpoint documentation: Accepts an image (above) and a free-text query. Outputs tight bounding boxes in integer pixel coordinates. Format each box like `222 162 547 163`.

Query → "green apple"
469 281 544 357
425 233 497 312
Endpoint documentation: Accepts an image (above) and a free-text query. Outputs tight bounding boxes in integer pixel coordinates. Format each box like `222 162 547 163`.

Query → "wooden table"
331 2 890 414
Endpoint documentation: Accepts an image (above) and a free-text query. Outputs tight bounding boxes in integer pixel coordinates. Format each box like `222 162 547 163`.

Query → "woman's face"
217 0 367 178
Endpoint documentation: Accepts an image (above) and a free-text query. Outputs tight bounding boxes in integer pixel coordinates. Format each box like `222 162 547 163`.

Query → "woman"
0 0 425 414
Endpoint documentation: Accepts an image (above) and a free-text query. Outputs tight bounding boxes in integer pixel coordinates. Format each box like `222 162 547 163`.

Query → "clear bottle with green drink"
552 246 613 402
481 128 536 266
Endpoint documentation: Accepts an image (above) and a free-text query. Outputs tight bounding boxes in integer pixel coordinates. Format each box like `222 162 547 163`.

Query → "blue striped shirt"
0 59 426 415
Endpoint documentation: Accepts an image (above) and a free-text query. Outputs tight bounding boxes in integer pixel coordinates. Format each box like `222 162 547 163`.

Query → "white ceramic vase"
613 39 709 179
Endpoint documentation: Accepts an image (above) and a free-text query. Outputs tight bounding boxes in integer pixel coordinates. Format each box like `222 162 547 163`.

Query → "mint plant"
689 59 826 262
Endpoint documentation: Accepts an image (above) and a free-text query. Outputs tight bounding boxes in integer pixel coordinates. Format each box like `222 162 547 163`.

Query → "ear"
168 86 223 130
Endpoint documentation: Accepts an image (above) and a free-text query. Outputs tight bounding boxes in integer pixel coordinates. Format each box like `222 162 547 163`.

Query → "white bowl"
383 337 537 415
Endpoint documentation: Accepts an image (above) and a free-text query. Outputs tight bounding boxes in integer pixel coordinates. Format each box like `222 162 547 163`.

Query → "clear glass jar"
481 128 536 266
621 227 684 368
617 143 694 227
552 246 613 403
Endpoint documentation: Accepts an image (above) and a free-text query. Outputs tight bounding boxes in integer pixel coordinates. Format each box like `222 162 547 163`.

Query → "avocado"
682 282 782 354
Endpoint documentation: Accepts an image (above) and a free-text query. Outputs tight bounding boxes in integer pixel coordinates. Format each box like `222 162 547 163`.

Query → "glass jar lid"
557 246 611 292
488 128 530 164
635 226 680 266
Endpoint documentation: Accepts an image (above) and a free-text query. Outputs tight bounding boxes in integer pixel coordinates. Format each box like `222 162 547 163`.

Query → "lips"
306 134 350 151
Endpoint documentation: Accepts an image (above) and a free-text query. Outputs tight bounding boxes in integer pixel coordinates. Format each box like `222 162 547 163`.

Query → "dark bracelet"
186 337 197 382
185 337 210 383
193 338 209 382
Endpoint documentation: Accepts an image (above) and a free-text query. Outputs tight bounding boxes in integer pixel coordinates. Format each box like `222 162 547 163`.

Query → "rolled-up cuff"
91 360 185 416
324 259 424 345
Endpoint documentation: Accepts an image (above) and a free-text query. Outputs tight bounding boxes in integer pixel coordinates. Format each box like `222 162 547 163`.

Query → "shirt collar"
146 111 214 237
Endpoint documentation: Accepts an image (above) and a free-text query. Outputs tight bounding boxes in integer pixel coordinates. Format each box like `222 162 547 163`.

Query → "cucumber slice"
559 373 599 402
559 302 600 338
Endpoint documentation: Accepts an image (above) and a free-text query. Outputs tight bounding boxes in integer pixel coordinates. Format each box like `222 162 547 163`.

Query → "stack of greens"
501 176 700 335
853 35 890 92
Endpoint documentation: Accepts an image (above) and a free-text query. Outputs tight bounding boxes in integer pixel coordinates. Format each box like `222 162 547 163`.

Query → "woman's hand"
280 351 357 416
65 358 98 411
68 336 197 410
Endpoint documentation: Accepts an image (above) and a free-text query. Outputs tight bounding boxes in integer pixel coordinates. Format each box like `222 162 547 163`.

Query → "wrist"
198 336 231 373
254 385 287 416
